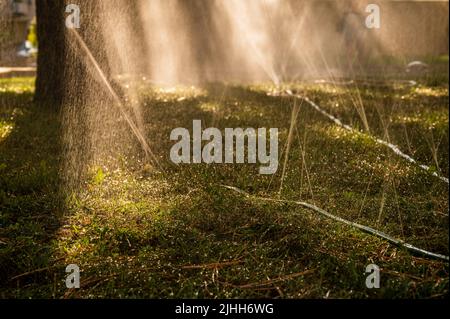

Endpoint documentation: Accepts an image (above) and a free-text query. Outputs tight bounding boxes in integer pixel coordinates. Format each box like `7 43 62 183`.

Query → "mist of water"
55 0 448 186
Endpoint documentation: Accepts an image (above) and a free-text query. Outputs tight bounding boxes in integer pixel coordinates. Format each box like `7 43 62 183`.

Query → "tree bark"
34 0 110 108
34 0 67 107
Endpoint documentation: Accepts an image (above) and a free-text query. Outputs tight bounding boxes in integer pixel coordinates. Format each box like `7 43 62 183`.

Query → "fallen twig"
10 257 65 281
182 260 243 270
220 269 315 289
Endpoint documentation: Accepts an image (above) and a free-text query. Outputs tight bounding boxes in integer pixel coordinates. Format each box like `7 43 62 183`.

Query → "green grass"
0 76 448 299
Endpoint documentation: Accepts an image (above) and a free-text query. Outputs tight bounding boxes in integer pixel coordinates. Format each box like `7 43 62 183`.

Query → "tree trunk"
34 0 110 108
34 0 67 107
34 0 113 185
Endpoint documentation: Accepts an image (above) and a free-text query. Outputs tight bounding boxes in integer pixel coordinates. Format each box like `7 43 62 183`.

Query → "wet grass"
0 76 448 299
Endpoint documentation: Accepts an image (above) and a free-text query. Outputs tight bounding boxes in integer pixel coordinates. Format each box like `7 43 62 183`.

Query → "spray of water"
56 0 448 194
67 28 160 169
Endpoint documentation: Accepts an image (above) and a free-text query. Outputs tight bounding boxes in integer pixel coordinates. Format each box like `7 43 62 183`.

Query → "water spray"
67 28 162 171
280 90 449 184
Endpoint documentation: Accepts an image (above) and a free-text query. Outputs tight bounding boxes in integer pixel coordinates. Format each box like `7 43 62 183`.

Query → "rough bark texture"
34 0 67 107
34 0 109 108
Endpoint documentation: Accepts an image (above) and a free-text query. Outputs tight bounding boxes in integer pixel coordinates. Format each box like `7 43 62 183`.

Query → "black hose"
222 185 449 262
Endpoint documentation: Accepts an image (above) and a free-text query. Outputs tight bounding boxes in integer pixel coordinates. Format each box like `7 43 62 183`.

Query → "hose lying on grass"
277 90 449 184
312 79 417 87
221 185 449 262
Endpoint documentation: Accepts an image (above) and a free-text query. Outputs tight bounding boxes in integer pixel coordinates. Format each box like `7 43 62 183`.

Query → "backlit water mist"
57 0 448 186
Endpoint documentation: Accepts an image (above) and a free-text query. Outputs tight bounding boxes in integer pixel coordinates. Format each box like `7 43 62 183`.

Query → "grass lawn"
0 75 448 298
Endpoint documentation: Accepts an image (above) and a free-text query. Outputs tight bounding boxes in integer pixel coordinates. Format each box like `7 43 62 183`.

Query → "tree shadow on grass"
0 81 66 298
2 82 445 298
